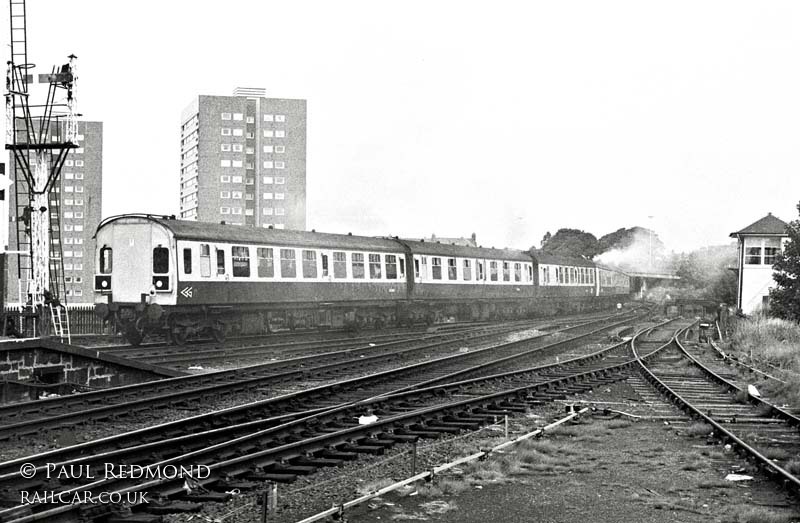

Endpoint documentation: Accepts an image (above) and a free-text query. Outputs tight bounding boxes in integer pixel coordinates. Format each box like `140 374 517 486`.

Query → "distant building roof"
729 213 788 237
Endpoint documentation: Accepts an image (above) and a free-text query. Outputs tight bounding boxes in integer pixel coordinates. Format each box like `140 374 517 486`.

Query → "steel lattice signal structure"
5 0 78 313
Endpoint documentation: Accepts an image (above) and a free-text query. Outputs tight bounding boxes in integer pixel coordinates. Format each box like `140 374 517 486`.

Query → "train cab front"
93 217 176 345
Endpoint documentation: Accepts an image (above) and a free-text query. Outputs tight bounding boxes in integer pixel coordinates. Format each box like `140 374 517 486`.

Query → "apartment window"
333 252 347 278
221 191 231 199
75 199 84 206
263 193 273 200
245 209 254 216
275 145 285 153
233 144 243 152
246 132 254 139
263 145 274 153
220 207 231 214
64 211 73 219
263 207 274 215
64 225 73 231
74 263 83 270
463 260 472 281
64 199 74 206
302 250 318 278
275 193 285 200
220 175 231 183
221 143 232 151
75 160 84 167
263 130 274 138
74 249 83 256
257 248 274 277
74 289 83 297
431 257 442 280
246 177 254 185
514 263 522 282
232 175 243 183
64 172 74 179
65 186 74 193
233 129 243 137
246 147 254 154
280 249 296 277
232 160 243 168
275 177 285 184
263 114 274 122
75 277 83 283
490 261 498 281
275 208 285 216
65 160 74 166
221 112 232 120
221 160 231 167
246 116 254 124
233 113 243 121
263 176 274 184
263 161 274 169
153 247 169 274
275 130 285 138
221 128 231 136
64 238 73 245
232 246 250 277
385 254 398 279
447 258 457 280
275 161 285 169
75 173 84 180
216 249 226 275
232 191 243 199
75 186 84 193
231 207 242 215
276 114 286 122
183 248 192 274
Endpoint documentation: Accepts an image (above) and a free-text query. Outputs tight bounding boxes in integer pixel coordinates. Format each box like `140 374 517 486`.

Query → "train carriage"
94 214 632 345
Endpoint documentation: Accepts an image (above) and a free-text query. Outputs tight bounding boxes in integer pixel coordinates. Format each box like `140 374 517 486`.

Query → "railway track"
0 314 666 522
0 312 636 441
632 326 800 499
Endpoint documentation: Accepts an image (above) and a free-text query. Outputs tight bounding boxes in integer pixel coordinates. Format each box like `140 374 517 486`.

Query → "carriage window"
200 244 211 277
321 254 329 277
99 246 112 274
369 254 382 279
489 261 498 281
502 262 510 282
447 258 457 280
333 251 347 278
478 261 485 280
527 265 533 282
257 248 274 277
183 248 192 274
302 250 318 278
351 253 365 279
463 259 472 281
232 246 250 277
431 257 442 280
414 258 420 278
385 254 398 279
514 263 521 282
399 258 406 278
216 249 225 275
280 249 296 278
153 247 169 274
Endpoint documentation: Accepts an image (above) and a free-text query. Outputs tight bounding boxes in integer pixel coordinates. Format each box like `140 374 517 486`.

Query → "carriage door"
111 223 155 302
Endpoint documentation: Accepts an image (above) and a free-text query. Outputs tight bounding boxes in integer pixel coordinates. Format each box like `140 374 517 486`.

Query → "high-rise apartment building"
179 88 306 230
6 121 103 304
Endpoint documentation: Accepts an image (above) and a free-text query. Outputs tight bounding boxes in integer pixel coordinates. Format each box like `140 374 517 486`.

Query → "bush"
730 315 800 370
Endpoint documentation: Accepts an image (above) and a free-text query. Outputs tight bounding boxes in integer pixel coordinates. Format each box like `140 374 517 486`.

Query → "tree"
536 228 599 258
540 231 551 248
770 201 800 321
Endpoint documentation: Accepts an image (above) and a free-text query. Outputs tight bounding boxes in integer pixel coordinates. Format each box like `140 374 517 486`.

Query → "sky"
5 0 800 253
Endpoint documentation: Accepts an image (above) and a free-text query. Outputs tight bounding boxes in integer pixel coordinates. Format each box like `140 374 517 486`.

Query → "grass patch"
785 460 800 475
606 419 632 430
684 422 713 437
763 447 791 461
728 505 799 523
416 477 470 497
730 315 800 372
697 480 735 489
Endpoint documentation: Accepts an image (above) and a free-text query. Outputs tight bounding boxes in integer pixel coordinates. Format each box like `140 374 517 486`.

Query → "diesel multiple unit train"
93 214 631 345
